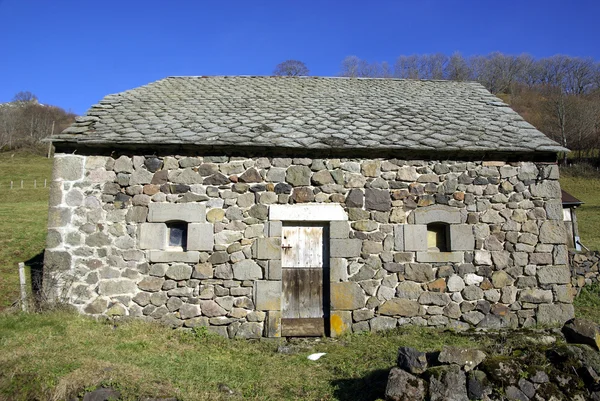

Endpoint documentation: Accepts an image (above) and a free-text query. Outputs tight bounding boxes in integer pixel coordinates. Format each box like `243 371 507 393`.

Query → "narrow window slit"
167 222 188 250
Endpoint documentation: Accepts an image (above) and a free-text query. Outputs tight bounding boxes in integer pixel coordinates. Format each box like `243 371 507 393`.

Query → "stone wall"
571 251 600 290
44 153 573 338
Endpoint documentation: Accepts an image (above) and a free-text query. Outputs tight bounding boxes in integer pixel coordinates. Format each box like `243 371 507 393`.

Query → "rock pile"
385 318 600 401
571 251 600 290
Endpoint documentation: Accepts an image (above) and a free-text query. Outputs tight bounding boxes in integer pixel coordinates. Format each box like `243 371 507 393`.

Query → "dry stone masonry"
45 152 573 338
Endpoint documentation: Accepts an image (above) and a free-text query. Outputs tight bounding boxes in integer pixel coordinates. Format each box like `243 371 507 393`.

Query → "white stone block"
148 203 206 223
187 223 214 251
139 223 167 250
403 225 427 251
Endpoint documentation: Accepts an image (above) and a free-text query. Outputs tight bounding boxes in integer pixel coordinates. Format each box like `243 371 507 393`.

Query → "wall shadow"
24 250 44 305
331 368 389 401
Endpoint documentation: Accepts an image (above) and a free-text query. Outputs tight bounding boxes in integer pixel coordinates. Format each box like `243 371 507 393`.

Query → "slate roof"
561 189 583 206
53 76 566 154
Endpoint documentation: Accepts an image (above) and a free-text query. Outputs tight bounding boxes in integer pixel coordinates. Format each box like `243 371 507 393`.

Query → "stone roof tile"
52 76 566 153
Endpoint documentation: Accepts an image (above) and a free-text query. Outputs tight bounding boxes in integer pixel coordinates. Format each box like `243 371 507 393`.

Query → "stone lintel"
148 203 206 223
411 205 461 225
269 204 347 221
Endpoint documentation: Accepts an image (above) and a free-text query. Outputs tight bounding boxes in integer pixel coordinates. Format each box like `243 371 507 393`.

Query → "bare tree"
380 61 393 78
12 91 38 104
446 52 471 81
420 53 448 79
339 56 361 77
394 55 420 79
273 60 309 76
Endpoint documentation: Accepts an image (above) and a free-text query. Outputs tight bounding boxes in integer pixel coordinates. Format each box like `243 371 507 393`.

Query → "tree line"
0 91 76 153
276 54 600 163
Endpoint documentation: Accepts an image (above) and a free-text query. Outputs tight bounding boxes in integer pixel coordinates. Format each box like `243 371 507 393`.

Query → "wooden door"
281 224 328 336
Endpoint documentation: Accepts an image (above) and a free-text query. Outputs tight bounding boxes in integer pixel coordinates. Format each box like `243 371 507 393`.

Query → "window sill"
148 250 200 263
416 251 463 263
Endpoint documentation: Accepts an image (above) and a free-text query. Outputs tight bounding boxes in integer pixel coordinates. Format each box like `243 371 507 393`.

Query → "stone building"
45 76 573 338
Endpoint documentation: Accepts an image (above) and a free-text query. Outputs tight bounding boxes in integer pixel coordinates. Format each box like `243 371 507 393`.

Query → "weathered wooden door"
281 224 328 336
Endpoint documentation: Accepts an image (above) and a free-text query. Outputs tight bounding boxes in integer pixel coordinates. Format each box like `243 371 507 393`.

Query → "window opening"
427 223 449 252
167 222 187 250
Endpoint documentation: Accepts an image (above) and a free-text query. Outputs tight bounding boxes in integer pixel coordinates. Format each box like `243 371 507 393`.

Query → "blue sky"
1 0 599 115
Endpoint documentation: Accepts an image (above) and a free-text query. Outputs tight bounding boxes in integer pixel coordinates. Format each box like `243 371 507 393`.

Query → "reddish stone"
151 170 168 185
291 187 315 203
491 303 509 316
480 278 493 290
392 189 410 200
330 194 345 203
428 278 446 293
454 192 465 201
143 184 160 195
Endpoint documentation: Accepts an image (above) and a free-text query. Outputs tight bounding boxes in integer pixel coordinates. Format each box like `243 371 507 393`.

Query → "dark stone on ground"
385 367 427 401
438 346 486 372
427 365 468 401
82 387 121 401
467 370 490 400
396 346 428 374
505 385 529 401
563 318 600 350
518 378 536 398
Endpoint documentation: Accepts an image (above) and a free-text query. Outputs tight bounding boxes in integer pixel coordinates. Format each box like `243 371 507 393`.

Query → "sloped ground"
0 152 51 309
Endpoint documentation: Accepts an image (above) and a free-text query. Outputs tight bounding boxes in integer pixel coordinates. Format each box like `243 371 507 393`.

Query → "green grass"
0 152 52 309
0 311 482 401
573 283 600 323
560 171 600 251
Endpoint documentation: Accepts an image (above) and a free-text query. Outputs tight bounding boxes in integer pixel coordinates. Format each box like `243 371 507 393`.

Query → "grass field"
0 152 52 309
0 153 600 399
0 311 537 401
560 166 600 251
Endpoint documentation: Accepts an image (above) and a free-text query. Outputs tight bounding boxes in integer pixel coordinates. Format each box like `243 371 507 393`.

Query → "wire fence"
0 179 50 189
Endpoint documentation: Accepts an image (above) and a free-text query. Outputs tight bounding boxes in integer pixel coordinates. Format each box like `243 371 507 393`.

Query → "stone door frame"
260 204 353 337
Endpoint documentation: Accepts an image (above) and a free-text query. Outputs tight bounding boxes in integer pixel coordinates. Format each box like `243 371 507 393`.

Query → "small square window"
167 222 187 250
427 223 449 252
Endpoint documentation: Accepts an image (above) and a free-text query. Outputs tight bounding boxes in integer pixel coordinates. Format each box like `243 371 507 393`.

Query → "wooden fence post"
18 262 27 312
